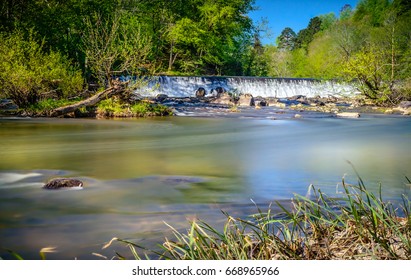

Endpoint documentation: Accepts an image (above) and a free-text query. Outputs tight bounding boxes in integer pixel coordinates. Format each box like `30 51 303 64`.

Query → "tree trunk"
49 81 127 117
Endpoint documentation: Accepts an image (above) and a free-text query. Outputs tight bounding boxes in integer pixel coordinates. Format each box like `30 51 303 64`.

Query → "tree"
82 11 152 87
340 4 354 20
353 0 391 26
277 27 296 51
319 13 337 31
0 31 83 108
264 45 293 77
295 17 322 49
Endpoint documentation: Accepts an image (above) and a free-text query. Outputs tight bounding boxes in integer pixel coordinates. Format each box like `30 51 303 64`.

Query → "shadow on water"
0 115 410 259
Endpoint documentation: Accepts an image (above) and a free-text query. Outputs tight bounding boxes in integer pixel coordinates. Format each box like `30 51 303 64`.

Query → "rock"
398 101 411 109
256 100 268 106
195 87 207 98
43 178 84 190
212 87 226 97
294 114 302 118
289 95 306 101
155 94 168 102
403 109 411 115
266 97 278 104
296 96 309 105
393 101 411 115
0 99 18 110
270 102 286 108
254 97 268 106
336 112 360 118
327 95 338 103
210 92 234 106
384 109 393 114
237 94 254 106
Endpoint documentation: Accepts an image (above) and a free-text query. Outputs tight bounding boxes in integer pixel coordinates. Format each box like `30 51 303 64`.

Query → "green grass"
105 175 411 260
97 98 173 117
26 98 80 115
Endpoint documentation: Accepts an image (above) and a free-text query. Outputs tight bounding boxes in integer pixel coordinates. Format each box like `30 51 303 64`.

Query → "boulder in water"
212 87 226 97
210 92 234 106
237 94 254 106
43 178 84 190
195 87 207 98
155 94 168 102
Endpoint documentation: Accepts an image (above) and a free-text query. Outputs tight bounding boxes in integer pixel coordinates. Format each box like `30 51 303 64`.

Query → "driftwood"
49 81 127 117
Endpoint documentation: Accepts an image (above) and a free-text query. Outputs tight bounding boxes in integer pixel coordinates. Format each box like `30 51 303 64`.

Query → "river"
0 111 410 259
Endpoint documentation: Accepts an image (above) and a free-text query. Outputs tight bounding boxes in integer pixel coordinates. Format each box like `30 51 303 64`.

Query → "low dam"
138 76 358 98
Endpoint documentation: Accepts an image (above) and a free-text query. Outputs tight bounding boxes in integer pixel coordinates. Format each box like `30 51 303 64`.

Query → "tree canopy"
1 0 410 108
263 0 411 104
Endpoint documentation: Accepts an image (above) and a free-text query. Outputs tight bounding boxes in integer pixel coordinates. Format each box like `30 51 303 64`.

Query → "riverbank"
1 94 410 119
102 175 411 260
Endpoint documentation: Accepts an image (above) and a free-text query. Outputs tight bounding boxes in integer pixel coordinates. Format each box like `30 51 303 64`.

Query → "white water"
138 76 359 98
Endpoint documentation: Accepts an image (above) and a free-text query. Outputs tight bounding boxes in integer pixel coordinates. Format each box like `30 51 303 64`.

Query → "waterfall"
137 76 358 98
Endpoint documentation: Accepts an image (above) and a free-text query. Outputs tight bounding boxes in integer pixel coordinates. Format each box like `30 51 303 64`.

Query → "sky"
248 0 359 45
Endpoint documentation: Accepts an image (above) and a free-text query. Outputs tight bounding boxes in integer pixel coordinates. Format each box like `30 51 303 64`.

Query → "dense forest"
264 0 411 105
0 0 410 110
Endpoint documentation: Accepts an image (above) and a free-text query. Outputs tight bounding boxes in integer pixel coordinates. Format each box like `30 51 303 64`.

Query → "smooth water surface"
0 114 410 259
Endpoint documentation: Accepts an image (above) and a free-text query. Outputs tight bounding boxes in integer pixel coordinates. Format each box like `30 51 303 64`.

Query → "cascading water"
138 76 358 98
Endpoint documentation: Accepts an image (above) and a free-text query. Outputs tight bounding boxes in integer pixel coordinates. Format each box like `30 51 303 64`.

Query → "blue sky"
248 0 359 45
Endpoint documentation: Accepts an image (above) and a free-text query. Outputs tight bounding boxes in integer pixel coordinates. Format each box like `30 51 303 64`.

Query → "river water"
0 111 410 259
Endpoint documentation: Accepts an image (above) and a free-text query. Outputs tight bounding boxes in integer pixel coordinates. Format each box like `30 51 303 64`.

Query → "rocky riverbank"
1 93 411 119
149 91 411 119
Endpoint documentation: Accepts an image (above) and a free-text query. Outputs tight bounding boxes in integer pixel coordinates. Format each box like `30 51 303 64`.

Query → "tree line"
263 0 411 104
0 0 410 110
0 0 264 109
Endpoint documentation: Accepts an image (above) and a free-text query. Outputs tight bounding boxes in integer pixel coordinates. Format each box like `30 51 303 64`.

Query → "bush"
97 98 173 118
0 31 84 109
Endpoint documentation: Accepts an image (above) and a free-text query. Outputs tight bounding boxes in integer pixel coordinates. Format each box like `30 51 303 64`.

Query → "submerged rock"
43 178 84 190
336 112 360 118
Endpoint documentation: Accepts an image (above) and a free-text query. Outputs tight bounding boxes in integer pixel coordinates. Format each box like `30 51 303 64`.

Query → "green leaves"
0 31 83 109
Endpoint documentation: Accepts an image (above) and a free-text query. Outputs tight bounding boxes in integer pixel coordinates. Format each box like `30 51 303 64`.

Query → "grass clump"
96 98 173 118
106 175 411 260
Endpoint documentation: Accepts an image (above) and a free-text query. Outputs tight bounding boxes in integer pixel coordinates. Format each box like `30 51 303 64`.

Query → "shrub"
97 98 173 117
0 31 84 109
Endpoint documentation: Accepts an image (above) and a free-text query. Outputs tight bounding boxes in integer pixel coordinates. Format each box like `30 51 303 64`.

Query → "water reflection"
0 116 410 259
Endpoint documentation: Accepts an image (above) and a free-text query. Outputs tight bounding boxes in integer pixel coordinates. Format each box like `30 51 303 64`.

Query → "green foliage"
96 98 125 116
82 11 152 87
319 13 337 31
131 101 172 117
277 27 297 51
26 98 79 115
2 0 411 106
263 0 411 103
353 0 391 26
97 98 172 118
306 32 343 79
0 31 83 109
295 17 322 49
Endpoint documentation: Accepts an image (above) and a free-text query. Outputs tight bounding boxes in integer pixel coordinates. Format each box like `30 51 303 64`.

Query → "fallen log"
49 81 127 117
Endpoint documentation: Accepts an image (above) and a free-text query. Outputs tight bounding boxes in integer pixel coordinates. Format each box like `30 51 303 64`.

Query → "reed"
108 175 411 260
